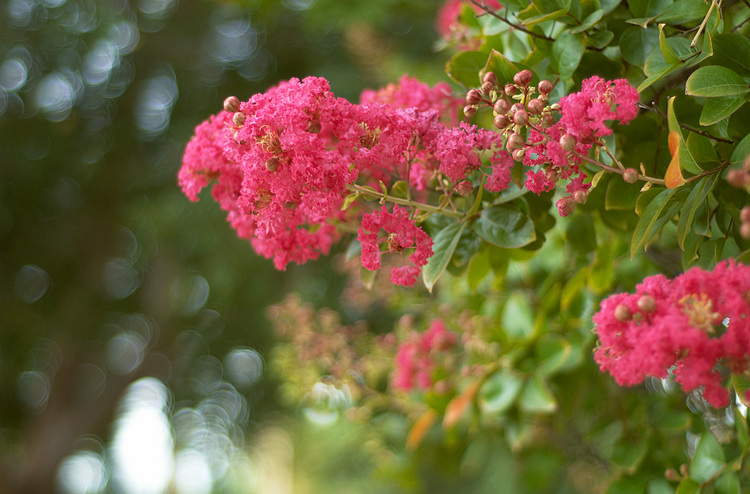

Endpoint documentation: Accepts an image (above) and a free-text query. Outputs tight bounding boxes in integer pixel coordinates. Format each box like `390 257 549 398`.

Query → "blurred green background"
0 0 450 492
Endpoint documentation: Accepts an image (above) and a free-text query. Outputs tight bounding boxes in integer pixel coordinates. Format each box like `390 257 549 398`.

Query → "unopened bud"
665 468 681 482
494 114 511 129
744 153 750 171
741 206 750 223
637 294 656 313
513 110 529 126
507 132 525 150
550 103 561 111
559 134 576 152
512 148 525 161
466 89 483 105
542 111 556 127
679 464 689 478
232 112 246 126
456 180 474 197
223 96 241 113
538 80 553 95
741 222 750 239
494 99 509 114
513 69 533 87
527 98 544 115
504 84 517 96
511 103 525 113
727 169 749 188
573 190 588 204
481 81 494 94
464 105 477 118
623 168 639 183
557 196 576 216
545 167 560 182
266 157 279 172
614 304 631 322
483 71 498 85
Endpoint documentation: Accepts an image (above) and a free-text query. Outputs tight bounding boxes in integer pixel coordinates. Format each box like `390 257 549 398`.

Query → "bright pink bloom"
594 261 750 408
430 122 504 183
436 0 502 43
357 205 434 287
393 319 458 391
360 75 462 125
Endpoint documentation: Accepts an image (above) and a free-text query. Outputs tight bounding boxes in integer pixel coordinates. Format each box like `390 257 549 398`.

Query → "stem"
691 0 719 48
467 0 555 42
571 151 667 186
637 103 734 144
346 184 465 218
684 161 730 184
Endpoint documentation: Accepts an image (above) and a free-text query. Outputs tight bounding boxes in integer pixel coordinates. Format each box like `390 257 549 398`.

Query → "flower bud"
504 84 517 96
623 168 639 183
542 111 556 127
223 96 240 113
741 222 750 240
506 132 525 150
494 99 509 114
464 105 477 118
545 167 560 182
494 114 511 129
511 103 525 113
573 190 588 204
481 81 494 94
744 153 750 171
550 103 561 111
512 148 525 161
614 304 631 322
513 109 529 126
665 469 681 482
538 80 553 95
456 180 474 197
556 196 576 217
513 69 533 87
727 169 749 188
232 112 246 126
466 89 483 105
527 98 544 115
266 157 279 172
741 206 750 224
637 295 656 313
483 71 498 85
559 134 576 152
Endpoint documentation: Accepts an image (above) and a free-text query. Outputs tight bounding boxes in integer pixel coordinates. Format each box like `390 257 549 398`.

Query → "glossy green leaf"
629 0 671 18
473 204 536 249
711 33 750 77
479 369 523 414
620 26 659 66
422 222 467 293
686 66 750 98
552 31 585 79
731 133 750 168
675 477 700 494
482 49 520 87
631 187 681 258
569 8 605 33
655 0 708 24
685 133 719 168
699 94 747 126
659 25 681 65
676 173 718 249
446 51 488 87
583 29 614 49
668 96 700 174
733 374 750 408
519 373 557 414
689 432 725 484
640 35 710 91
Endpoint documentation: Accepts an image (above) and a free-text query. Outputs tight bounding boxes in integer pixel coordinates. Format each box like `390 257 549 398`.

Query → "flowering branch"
346 183 465 219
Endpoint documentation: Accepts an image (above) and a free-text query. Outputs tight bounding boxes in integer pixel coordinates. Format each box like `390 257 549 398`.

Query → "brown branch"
467 0 555 42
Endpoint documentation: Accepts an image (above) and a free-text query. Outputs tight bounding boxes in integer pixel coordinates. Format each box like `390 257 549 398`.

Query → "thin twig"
691 0 719 48
467 0 555 42
346 184 465 218
637 103 734 144
733 15 750 33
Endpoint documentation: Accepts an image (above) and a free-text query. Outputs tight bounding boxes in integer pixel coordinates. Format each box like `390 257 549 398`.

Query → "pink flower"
436 0 502 44
430 122 503 183
393 319 457 391
594 261 750 408
357 204 434 287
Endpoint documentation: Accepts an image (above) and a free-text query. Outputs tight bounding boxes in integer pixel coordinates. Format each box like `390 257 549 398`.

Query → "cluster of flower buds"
727 154 750 192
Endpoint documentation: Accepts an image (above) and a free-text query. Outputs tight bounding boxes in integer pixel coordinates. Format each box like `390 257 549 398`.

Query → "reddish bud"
527 98 544 115
266 157 279 172
504 83 517 96
494 99 509 114
513 110 529 126
744 153 750 171
573 190 588 204
466 89 483 105
463 105 477 118
614 304 631 322
741 206 750 224
512 148 525 161
557 196 577 216
542 111 556 127
511 103 525 113
481 81 494 94
623 168 639 183
507 132 525 150
232 112 246 126
483 71 498 85
513 69 533 87
456 180 474 197
538 80 553 95
545 167 560 182
665 469 681 482
223 96 240 113
637 295 656 313
741 222 750 239
727 169 749 188
559 134 576 151
494 114 511 129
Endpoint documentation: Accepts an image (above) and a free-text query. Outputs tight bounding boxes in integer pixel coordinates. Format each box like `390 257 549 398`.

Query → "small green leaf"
360 265 376 289
711 33 750 77
686 133 719 168
733 374 750 408
686 66 750 98
668 96 700 174
569 8 605 33
479 369 523 414
620 26 659 66
677 173 719 249
341 192 359 211
655 0 708 24
467 248 491 291
583 29 614 49
501 291 535 340
605 176 644 210
446 51 488 87
699 94 747 126
482 49 521 87
675 477 701 494
715 471 741 494
629 0 671 18
690 432 725 484
613 440 649 472
631 187 681 258
519 373 557 413
731 133 750 168
552 31 586 79
659 24 681 65
535 334 572 376
390 180 408 199
422 222 467 293
474 204 537 249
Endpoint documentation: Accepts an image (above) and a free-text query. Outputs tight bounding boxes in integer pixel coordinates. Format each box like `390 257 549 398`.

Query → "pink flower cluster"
436 0 502 46
393 319 458 391
179 76 515 286
593 261 750 408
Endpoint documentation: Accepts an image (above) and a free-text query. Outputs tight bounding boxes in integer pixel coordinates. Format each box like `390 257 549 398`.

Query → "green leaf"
711 33 750 77
519 373 557 414
690 432 725 484
640 35 710 91
361 265 376 289
686 133 719 168
565 214 597 254
389 180 408 199
699 94 747 126
473 204 537 249
715 471 741 494
479 369 523 414
492 179 526 205
467 248 491 291
686 66 750 98
584 29 614 49
659 24 681 65
655 0 709 25
629 0 671 18
731 133 750 168
605 177 641 210
422 222 467 293
446 51 488 87
675 477 701 494
501 291 535 340
732 374 750 408
483 49 520 87
631 187 681 258
341 191 359 211
552 31 586 79
569 8 605 33
668 96 700 174
613 440 649 473
535 334 572 376
677 173 719 249
620 26 659 66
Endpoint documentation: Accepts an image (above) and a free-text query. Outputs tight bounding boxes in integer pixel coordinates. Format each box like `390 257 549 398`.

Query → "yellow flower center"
680 293 721 334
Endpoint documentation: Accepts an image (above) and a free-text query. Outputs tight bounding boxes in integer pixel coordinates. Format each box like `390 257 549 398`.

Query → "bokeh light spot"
15 264 50 303
57 450 108 494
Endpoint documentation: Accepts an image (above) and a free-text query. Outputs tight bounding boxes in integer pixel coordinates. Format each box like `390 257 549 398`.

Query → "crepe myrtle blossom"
393 319 458 391
593 260 750 408
436 0 502 46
